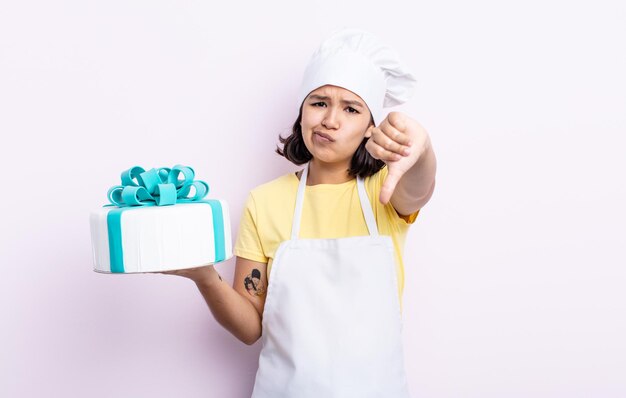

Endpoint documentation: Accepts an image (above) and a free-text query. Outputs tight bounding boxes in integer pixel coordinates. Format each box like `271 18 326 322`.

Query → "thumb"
379 167 404 205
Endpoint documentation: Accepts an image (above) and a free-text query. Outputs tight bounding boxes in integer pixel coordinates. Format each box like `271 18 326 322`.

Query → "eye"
346 107 359 114
311 102 326 107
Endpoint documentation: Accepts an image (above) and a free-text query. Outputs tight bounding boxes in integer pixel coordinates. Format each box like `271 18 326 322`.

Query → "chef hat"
296 28 417 125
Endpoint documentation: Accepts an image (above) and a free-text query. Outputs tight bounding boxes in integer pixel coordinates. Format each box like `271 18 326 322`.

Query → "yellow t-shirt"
233 165 419 307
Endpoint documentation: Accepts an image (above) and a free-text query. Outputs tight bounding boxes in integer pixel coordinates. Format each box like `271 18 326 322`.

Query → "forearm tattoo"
244 268 266 297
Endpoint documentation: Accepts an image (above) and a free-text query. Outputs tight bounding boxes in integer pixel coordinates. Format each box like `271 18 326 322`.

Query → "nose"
321 107 339 130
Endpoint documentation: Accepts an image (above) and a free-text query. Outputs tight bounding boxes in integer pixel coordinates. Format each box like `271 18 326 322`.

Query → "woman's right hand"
160 264 219 286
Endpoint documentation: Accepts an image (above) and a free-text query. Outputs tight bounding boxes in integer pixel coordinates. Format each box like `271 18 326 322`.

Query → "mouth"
313 131 335 142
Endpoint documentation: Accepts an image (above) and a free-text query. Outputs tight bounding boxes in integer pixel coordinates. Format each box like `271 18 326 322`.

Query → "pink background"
1 1 625 397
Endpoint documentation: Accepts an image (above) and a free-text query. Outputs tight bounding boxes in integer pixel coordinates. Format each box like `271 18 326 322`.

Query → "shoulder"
249 172 297 199
244 172 298 216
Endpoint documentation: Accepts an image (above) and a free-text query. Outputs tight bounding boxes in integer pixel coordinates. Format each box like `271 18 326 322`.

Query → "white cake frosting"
89 201 232 273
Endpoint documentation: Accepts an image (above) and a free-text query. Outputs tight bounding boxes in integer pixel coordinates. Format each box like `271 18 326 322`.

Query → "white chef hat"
296 28 417 125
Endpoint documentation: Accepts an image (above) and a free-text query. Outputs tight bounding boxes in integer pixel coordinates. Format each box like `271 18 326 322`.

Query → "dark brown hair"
275 106 385 179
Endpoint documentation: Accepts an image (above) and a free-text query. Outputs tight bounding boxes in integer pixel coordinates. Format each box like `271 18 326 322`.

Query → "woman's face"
300 85 373 166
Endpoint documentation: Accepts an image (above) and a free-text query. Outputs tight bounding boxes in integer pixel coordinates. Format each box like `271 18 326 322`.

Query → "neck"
303 159 354 185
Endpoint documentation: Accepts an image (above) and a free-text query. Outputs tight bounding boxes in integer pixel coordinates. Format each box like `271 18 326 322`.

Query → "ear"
364 125 374 138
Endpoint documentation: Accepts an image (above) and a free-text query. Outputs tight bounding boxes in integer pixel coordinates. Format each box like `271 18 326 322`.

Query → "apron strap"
291 162 379 239
291 162 309 240
356 174 379 236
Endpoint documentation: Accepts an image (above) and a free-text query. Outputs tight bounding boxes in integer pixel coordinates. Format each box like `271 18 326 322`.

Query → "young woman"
166 28 436 397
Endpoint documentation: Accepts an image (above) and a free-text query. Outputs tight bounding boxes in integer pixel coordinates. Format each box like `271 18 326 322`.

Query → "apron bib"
251 163 411 398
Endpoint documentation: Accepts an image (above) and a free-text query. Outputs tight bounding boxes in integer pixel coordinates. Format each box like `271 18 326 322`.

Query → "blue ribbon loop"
107 165 210 207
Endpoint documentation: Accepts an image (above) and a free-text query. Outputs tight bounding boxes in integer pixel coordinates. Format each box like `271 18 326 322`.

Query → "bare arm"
164 256 268 345
390 124 437 215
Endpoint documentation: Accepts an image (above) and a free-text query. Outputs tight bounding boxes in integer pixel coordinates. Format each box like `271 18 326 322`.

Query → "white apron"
251 163 411 398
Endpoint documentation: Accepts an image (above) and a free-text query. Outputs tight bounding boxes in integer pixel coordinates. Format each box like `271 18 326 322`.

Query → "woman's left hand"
364 111 431 204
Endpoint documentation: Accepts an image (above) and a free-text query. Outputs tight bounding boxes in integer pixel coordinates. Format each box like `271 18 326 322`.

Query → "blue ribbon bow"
107 165 209 207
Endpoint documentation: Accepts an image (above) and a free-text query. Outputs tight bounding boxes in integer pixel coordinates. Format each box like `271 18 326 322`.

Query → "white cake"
90 201 232 273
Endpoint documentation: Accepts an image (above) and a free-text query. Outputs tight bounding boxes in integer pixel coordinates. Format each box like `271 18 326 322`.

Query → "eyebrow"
308 94 365 108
